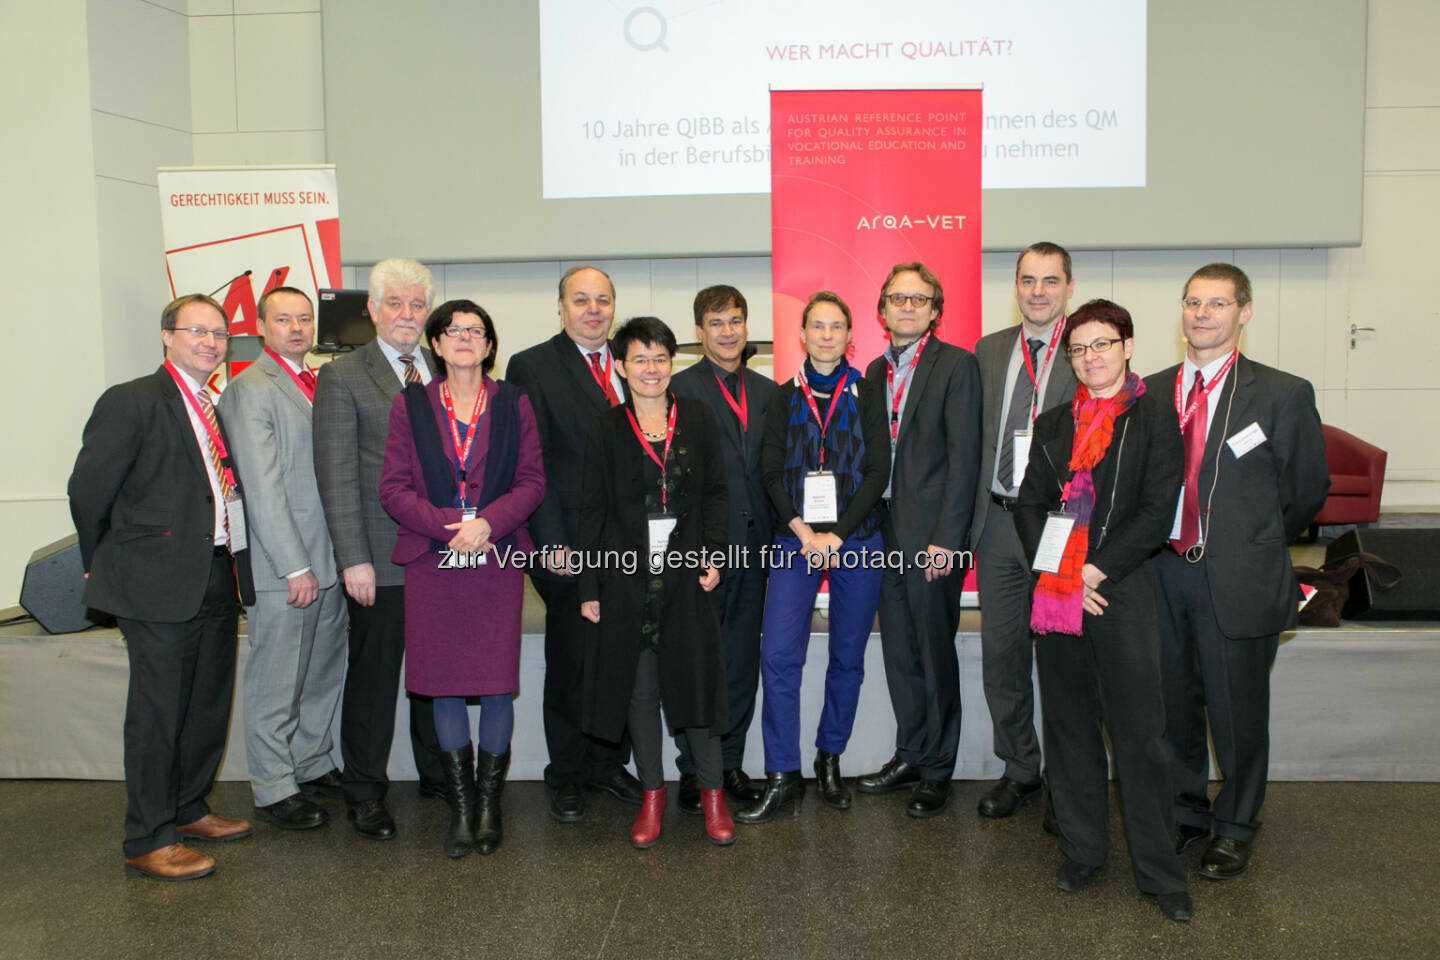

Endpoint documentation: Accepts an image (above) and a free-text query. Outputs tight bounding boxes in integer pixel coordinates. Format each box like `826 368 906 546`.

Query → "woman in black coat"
578 316 732 849
1013 299 1192 923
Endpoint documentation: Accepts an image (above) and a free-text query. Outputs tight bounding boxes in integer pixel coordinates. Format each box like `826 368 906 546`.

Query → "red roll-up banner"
769 87 982 381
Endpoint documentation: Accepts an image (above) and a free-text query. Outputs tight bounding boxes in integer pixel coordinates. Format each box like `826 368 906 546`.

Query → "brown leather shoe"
124 843 216 881
177 813 253 842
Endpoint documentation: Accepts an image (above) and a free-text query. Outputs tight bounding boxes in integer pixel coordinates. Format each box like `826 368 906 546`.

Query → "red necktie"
298 368 317 399
588 352 620 407
1171 371 1205 553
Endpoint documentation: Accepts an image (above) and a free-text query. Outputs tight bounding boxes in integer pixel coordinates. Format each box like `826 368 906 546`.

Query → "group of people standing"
69 245 1327 926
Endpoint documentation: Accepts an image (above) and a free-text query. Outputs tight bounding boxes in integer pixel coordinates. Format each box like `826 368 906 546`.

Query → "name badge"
461 507 477 523
1011 430 1033 490
648 513 677 573
1227 421 1267 459
802 471 839 524
1032 511 1076 574
225 494 248 553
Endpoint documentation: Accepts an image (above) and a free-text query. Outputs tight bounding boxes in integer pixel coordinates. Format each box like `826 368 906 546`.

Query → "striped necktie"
195 387 233 543
399 354 423 385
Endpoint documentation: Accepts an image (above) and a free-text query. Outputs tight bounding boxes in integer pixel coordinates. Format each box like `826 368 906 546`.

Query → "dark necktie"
723 371 740 401
1171 371 1206 553
996 337 1045 494
399 354 422 385
588 352 620 406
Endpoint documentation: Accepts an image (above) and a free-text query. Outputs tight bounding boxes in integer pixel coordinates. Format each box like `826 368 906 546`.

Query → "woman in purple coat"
379 299 545 859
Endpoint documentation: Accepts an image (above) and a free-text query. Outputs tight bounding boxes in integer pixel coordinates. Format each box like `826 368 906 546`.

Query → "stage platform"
3 589 1437 783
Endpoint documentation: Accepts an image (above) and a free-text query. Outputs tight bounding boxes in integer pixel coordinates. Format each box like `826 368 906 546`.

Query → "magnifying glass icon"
623 6 669 52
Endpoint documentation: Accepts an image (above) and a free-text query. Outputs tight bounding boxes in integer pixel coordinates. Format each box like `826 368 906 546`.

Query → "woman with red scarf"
1014 299 1192 923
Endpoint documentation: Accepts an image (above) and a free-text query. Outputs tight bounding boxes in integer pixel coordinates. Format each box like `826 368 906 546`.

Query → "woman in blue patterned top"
735 291 891 823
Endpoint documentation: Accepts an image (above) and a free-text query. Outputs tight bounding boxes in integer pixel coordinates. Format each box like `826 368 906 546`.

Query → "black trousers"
532 576 631 787
118 552 238 858
632 648 722 790
339 584 443 803
1154 549 1279 843
975 508 1043 785
877 517 964 780
674 524 765 773
1035 563 1186 896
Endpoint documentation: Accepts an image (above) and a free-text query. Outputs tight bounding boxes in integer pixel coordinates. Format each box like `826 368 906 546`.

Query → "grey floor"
3 778 1437 959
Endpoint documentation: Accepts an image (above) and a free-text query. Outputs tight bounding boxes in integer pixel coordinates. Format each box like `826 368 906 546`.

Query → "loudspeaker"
19 534 106 634
1327 528 1440 621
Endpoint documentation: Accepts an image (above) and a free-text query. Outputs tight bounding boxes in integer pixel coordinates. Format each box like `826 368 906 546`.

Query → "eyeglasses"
165 325 230 343
625 355 672 369
441 325 487 340
1181 297 1238 312
885 292 933 307
1065 337 1124 358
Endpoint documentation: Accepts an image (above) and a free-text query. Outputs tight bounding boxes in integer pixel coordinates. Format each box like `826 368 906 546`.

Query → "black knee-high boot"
440 745 477 859
474 749 509 855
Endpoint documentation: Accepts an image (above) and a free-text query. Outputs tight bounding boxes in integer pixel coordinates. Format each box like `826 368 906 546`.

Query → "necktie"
399 354 422 385
723 371 741 401
1171 371 1206 553
588 352 620 406
996 337 1045 494
298 368 317 397
195 388 233 544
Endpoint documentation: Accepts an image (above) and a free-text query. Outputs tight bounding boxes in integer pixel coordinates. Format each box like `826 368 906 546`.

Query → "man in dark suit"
313 258 445 840
668 285 775 811
220 287 346 831
858 262 982 817
971 242 1078 821
506 265 644 822
69 294 257 881
1146 263 1328 880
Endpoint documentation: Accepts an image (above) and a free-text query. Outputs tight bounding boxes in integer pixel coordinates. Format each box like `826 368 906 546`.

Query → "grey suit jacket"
219 351 337 593
313 339 433 588
970 324 1077 544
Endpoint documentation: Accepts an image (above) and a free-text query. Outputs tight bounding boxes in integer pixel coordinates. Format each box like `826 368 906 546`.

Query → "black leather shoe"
676 772 702 815
814 751 852 810
256 793 328 830
587 767 644 805
1199 836 1253 880
906 779 951 818
1154 891 1194 923
1175 823 1210 854
346 799 396 840
298 769 343 800
418 780 448 802
856 755 922 794
1055 857 1098 892
723 768 764 805
977 776 1042 819
734 771 805 825
548 782 585 823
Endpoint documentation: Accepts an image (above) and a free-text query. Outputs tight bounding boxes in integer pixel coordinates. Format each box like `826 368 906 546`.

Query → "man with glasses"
313 258 447 840
1145 263 1327 879
69 294 257 880
506 265 645 823
858 262 982 817
219 287 346 831
970 242 1078 824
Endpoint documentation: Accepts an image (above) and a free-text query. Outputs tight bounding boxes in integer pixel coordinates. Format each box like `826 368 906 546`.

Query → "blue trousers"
759 533 882 773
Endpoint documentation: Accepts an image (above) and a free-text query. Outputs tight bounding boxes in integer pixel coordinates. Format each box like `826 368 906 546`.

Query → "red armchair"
1311 424 1387 534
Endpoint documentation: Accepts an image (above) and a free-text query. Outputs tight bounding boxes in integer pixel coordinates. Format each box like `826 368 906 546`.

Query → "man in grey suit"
313 258 445 840
219 287 347 831
971 242 1078 821
858 262 982 818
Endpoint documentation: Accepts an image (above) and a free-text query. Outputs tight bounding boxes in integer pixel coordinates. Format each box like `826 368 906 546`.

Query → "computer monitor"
316 288 375 353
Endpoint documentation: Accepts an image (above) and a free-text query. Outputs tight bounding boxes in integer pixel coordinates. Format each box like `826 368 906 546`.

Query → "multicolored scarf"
1030 372 1145 636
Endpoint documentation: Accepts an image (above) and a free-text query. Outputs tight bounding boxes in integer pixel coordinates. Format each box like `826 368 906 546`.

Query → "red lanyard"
886 331 931 439
263 346 315 403
713 371 747 431
796 366 846 469
440 381 488 502
1021 318 1065 421
1174 350 1238 432
624 399 678 510
163 361 235 488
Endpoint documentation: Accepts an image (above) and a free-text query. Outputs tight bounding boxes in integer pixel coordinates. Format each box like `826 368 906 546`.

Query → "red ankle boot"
631 787 666 848
701 787 735 846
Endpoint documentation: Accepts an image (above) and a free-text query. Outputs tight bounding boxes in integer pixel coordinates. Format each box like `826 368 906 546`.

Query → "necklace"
641 428 666 441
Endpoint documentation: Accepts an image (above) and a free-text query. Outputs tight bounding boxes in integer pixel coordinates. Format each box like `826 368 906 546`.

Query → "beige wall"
4 0 1437 607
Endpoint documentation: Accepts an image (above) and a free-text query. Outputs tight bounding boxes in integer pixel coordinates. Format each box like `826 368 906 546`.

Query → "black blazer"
1143 356 1328 636
670 355 776 546
69 367 255 622
506 332 626 579
1014 389 1182 589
